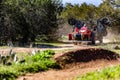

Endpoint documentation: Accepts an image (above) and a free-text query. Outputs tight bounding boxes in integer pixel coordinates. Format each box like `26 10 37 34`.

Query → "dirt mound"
18 48 120 80
55 48 120 68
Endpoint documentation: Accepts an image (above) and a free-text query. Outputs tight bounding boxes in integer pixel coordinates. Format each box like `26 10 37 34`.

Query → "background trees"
60 0 120 34
0 0 62 45
0 0 120 46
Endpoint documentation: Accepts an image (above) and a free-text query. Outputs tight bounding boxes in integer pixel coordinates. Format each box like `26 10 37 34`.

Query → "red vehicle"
68 17 110 45
69 26 95 45
68 19 95 45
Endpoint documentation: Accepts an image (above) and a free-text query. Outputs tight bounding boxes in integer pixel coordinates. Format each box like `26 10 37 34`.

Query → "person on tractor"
72 20 84 40
73 20 84 32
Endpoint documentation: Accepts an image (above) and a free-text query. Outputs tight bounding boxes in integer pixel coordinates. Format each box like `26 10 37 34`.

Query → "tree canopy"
60 0 120 32
0 0 62 45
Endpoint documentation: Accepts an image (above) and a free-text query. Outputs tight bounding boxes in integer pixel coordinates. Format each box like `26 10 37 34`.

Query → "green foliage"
14 62 48 73
0 50 59 80
76 65 120 80
60 3 98 21
98 0 114 16
0 66 19 80
60 0 120 34
31 50 55 61
61 1 119 24
0 0 62 44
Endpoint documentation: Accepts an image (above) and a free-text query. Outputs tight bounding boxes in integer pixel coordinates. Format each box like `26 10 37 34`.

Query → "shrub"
0 50 59 80
31 50 55 61
0 66 19 80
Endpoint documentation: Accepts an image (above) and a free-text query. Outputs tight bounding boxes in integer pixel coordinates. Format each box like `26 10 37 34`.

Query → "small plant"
31 50 55 62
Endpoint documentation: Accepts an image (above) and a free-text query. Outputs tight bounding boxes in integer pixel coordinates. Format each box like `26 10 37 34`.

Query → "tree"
60 3 97 24
0 0 62 45
99 0 120 33
97 0 114 17
0 0 7 45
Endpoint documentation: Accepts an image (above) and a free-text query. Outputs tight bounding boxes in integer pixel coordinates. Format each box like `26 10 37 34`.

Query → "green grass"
16 52 29 59
0 50 60 80
35 42 64 46
92 42 120 54
76 65 120 80
112 50 120 54
0 67 18 80
0 46 9 49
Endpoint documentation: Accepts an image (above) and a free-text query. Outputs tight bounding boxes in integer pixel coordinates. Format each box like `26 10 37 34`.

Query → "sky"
62 0 103 6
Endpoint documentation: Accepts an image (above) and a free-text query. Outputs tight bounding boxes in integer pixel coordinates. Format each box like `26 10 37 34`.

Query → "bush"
0 66 19 80
31 50 55 61
0 50 59 80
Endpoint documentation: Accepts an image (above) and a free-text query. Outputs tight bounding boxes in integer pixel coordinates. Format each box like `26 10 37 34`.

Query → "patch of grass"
112 50 120 54
53 49 73 53
76 65 120 80
35 42 64 46
0 66 19 80
92 42 120 54
0 50 60 80
16 52 29 59
0 46 9 49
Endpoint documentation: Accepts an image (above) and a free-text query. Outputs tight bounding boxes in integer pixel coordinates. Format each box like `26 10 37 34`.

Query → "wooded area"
0 0 62 46
60 0 120 28
0 0 120 46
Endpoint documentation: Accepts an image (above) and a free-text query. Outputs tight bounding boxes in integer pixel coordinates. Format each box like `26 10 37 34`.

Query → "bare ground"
0 39 120 80
17 48 120 80
17 60 120 80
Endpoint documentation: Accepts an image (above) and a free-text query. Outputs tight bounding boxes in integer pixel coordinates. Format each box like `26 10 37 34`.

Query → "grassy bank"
76 65 120 80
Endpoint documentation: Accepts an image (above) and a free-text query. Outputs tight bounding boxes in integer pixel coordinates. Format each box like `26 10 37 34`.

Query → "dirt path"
0 39 113 54
17 60 120 80
0 43 93 54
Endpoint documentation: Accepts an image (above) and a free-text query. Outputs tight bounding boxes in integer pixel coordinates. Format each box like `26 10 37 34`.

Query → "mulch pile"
55 48 120 68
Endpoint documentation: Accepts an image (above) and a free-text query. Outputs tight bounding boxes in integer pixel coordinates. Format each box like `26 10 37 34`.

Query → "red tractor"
68 17 110 45
68 23 95 45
